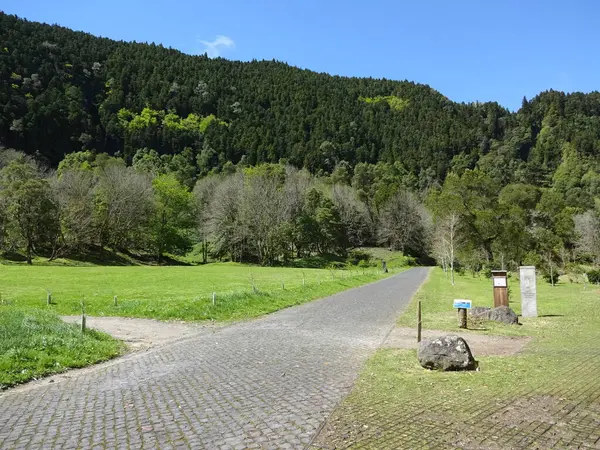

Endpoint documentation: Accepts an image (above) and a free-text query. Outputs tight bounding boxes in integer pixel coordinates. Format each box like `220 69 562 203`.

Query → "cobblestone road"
0 268 429 449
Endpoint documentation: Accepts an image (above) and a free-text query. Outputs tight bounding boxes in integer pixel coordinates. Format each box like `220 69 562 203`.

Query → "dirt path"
61 316 211 351
384 327 531 356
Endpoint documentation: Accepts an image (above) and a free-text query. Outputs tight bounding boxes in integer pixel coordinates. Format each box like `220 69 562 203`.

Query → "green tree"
149 174 195 262
0 158 59 264
428 169 499 266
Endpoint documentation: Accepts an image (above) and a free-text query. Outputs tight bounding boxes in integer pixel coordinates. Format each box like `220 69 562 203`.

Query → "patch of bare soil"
61 316 215 351
384 327 531 357
493 395 564 425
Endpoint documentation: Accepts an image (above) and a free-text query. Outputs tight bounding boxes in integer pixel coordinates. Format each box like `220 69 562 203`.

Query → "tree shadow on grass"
0 251 28 262
62 248 136 266
2 247 192 266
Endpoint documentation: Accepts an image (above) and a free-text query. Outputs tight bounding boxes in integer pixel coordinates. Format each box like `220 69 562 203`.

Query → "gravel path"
0 267 429 449
60 316 215 352
383 327 531 356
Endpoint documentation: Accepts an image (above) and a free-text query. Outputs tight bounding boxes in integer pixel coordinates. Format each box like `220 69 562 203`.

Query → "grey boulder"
470 305 519 325
470 306 491 316
417 335 477 371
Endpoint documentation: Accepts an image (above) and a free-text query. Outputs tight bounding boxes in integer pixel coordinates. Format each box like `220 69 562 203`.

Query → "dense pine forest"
2 12 600 279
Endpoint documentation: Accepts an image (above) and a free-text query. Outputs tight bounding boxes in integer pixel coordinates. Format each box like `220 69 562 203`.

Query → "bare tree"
51 169 97 254
240 173 287 265
282 167 313 218
206 173 245 261
378 190 428 255
574 211 600 265
0 148 29 170
330 183 372 248
432 213 460 285
94 164 154 251
193 175 221 263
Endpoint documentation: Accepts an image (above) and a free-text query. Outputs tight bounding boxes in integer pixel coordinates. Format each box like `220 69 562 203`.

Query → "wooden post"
80 300 86 333
47 292 52 305
492 270 509 307
212 292 216 306
458 308 467 329
417 300 422 343
113 295 118 307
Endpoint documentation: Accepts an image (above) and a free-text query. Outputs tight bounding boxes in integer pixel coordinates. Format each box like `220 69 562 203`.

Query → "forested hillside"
2 12 600 278
0 12 511 186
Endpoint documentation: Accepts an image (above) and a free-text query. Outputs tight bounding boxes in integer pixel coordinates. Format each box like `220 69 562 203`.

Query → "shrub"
346 250 372 266
401 255 417 267
586 269 600 284
542 271 560 284
358 259 371 271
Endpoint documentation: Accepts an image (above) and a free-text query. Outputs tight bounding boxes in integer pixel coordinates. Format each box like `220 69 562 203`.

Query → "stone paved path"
0 268 429 449
311 345 600 449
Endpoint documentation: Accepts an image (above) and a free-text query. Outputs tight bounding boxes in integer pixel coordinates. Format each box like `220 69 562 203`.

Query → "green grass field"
317 268 600 447
0 308 123 389
0 263 397 321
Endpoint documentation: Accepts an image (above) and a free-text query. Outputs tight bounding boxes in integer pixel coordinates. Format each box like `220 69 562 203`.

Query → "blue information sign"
453 299 472 309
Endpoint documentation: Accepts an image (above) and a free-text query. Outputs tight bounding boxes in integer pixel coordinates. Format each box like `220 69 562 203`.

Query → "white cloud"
199 35 235 58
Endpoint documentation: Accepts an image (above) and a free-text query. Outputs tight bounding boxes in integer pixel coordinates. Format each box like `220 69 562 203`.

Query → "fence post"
417 300 422 343
80 300 86 333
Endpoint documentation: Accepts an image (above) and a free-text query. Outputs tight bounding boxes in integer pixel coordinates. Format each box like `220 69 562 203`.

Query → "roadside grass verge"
315 268 600 448
398 269 533 335
0 263 400 321
0 307 124 389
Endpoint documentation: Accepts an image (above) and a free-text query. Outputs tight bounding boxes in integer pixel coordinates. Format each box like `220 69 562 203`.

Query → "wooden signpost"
491 270 509 307
453 299 472 329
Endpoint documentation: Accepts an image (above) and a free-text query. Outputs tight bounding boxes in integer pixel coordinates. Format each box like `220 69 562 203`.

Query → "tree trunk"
26 241 32 265
550 259 555 287
450 234 455 286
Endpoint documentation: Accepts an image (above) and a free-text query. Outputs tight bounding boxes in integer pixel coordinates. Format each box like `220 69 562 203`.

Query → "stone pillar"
519 266 538 318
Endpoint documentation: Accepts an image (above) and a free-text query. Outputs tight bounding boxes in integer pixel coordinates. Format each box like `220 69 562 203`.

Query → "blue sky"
3 0 599 110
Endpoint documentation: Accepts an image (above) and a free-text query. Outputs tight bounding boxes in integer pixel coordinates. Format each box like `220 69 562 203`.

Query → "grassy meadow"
318 268 600 447
0 262 398 321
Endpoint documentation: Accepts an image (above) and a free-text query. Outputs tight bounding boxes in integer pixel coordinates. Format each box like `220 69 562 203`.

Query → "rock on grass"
470 305 520 325
417 335 478 371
